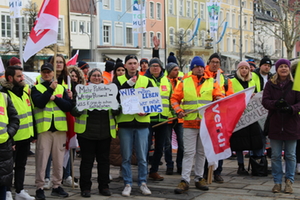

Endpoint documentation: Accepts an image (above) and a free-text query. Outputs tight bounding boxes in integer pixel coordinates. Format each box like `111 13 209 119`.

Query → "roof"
70 0 97 15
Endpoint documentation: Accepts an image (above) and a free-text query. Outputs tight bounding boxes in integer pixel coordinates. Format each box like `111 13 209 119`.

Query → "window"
71 20 77 33
238 15 240 28
157 32 161 47
226 13 230 27
169 28 174 45
200 3 205 19
232 14 235 28
231 0 235 5
200 30 205 47
250 2 253 9
79 21 86 34
149 2 154 19
57 19 63 41
87 21 91 34
186 1 191 17
194 30 199 46
15 18 25 38
169 0 174 14
244 16 247 29
245 39 248 53
250 18 253 30
157 3 161 20
103 25 111 44
220 37 224 51
194 2 198 18
226 38 230 52
233 39 236 52
115 25 123 45
126 27 133 45
103 0 110 9
115 0 121 11
143 32 146 47
126 0 132 12
186 29 192 44
150 32 154 47
220 11 223 24
1 15 11 37
179 0 184 16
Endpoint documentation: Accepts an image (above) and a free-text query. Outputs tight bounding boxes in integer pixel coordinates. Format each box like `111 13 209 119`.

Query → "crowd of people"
0 39 299 199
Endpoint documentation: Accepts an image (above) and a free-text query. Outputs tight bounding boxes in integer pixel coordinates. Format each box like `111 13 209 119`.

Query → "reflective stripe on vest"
182 77 214 120
0 93 9 144
231 78 255 93
74 110 116 138
8 90 34 141
34 84 67 133
116 75 150 123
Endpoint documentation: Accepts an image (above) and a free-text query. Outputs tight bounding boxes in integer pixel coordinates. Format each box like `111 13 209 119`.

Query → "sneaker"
15 189 35 200
195 178 209 191
272 184 281 193
81 190 91 198
122 184 131 197
35 188 45 200
140 183 151 195
174 180 189 194
43 178 51 190
63 176 78 188
51 186 69 198
149 172 164 181
214 175 224 183
6 191 13 200
99 188 111 196
166 168 173 175
284 179 293 193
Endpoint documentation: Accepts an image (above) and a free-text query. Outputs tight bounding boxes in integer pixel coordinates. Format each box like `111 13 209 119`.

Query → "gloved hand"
280 106 293 114
275 98 289 108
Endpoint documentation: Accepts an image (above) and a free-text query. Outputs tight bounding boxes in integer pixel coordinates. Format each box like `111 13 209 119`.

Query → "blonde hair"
236 67 252 82
270 72 294 84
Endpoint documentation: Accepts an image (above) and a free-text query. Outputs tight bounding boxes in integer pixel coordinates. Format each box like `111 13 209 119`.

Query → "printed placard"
119 87 162 114
75 83 119 111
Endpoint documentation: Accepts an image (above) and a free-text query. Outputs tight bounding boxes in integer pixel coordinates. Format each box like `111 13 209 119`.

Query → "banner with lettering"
132 0 146 33
9 0 23 18
119 87 162 114
207 0 221 38
75 83 119 111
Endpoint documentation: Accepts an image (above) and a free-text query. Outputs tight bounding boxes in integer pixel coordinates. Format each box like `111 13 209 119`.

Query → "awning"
104 54 127 61
221 54 240 61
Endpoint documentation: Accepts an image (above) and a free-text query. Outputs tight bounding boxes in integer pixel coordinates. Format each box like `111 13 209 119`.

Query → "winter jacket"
252 67 273 92
0 93 19 187
262 79 300 140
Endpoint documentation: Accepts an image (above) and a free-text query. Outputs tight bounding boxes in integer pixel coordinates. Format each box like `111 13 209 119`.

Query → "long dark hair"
50 54 69 84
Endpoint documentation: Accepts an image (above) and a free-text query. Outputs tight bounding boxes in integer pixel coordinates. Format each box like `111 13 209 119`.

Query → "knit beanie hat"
237 61 250 69
165 62 178 74
167 52 178 64
115 62 124 70
9 57 21 66
190 56 205 70
116 58 123 63
149 58 163 69
259 56 272 67
105 61 115 72
78 61 90 70
246 60 256 69
208 53 221 63
275 59 291 71
140 58 148 65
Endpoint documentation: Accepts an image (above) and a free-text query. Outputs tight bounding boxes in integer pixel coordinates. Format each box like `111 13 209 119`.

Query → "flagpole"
53 44 57 80
19 19 23 67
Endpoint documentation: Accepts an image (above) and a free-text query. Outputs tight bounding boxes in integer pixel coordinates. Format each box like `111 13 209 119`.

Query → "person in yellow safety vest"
113 54 153 197
229 61 264 176
164 62 184 176
71 68 116 197
171 56 224 194
252 56 273 92
144 58 172 181
0 91 19 200
0 65 35 200
203 53 234 183
31 63 73 200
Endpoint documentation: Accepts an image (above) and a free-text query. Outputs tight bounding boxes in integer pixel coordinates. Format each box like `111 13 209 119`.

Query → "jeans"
0 186 6 200
236 149 263 164
148 123 168 174
164 122 183 169
270 139 297 184
119 128 149 186
77 136 111 191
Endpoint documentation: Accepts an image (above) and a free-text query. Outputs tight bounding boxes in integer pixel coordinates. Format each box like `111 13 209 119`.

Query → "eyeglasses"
211 61 220 65
56 61 64 64
150 64 160 68
91 75 102 78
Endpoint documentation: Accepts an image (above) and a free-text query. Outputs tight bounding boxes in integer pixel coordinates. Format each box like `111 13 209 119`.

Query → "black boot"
237 163 249 175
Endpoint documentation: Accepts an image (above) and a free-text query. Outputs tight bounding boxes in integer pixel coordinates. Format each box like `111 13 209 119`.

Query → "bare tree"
256 0 300 59
173 31 193 71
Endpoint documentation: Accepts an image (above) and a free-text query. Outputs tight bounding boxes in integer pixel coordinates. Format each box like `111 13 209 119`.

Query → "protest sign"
119 87 162 114
75 83 119 111
234 91 268 132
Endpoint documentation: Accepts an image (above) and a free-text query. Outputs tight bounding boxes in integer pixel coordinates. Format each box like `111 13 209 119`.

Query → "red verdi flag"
66 50 79 66
23 0 59 62
199 86 255 164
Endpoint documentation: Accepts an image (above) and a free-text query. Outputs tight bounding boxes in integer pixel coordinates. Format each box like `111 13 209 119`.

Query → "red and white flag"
198 86 255 166
23 0 59 62
66 50 79 66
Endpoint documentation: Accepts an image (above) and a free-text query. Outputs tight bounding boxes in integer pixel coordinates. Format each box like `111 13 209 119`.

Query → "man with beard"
0 65 35 200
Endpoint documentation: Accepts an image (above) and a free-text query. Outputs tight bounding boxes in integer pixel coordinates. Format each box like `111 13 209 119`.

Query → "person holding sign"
262 59 300 194
229 61 264 175
144 58 172 181
113 55 153 197
171 56 223 194
72 68 116 197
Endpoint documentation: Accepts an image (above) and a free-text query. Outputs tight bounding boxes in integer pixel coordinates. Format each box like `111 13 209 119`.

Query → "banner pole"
53 44 57 80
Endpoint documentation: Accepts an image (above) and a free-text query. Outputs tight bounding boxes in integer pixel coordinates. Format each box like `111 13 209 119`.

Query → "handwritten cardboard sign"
75 83 119 111
234 91 268 132
119 87 163 114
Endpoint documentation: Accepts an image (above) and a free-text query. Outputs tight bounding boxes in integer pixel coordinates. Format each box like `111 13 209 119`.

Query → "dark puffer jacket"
0 93 20 187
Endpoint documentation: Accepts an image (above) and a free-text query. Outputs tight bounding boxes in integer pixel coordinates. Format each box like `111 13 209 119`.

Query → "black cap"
125 55 138 63
41 63 54 71
259 56 272 67
140 58 148 65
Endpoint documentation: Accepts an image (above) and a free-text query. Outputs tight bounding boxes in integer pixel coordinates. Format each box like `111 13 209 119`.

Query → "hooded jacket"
252 67 273 92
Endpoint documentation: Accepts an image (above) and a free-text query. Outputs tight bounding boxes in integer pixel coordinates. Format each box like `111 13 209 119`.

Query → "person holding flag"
171 56 223 194
262 59 300 194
